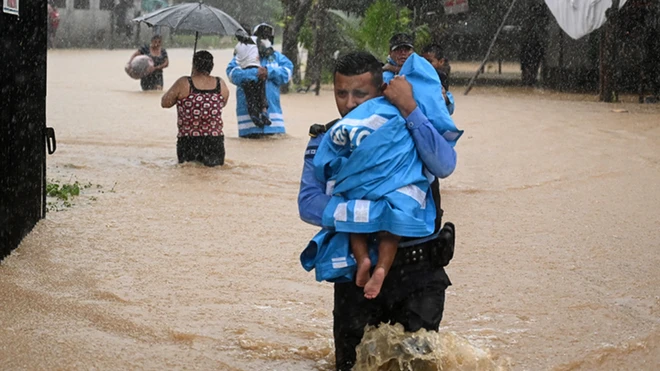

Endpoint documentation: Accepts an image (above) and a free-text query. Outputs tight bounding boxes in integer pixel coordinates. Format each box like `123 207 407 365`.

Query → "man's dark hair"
421 43 451 89
235 28 253 44
421 44 444 60
193 50 214 74
333 51 383 89
151 34 162 42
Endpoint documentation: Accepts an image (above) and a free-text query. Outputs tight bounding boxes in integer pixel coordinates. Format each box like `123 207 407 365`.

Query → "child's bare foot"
364 267 385 299
355 257 371 287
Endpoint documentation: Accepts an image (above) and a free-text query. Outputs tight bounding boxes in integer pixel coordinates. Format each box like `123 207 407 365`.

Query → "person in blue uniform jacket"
297 51 458 371
226 23 294 138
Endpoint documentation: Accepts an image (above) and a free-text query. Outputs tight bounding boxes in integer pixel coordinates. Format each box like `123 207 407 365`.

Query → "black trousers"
177 136 225 167
141 71 164 90
333 252 451 371
242 79 268 119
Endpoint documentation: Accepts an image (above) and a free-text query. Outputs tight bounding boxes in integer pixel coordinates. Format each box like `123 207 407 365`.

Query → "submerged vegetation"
46 179 109 212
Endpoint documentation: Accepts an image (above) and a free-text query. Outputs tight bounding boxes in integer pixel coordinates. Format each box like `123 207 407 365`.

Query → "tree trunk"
308 0 328 96
280 0 313 94
519 1 548 86
599 0 620 102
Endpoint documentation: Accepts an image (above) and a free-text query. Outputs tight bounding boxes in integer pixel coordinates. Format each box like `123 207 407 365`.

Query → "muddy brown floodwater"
1 48 659 370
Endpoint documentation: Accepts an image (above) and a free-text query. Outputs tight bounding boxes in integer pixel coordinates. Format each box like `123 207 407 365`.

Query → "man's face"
151 38 162 49
334 72 382 117
390 46 413 66
422 53 446 70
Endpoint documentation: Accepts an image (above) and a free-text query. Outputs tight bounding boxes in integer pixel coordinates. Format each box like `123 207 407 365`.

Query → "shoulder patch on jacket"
309 119 340 138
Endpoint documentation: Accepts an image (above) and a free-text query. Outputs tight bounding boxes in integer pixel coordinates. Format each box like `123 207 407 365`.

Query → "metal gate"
1 1 55 261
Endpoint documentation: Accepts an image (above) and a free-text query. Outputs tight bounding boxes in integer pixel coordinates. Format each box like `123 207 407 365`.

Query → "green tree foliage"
301 0 421 89
281 0 314 89
356 0 411 59
329 0 375 15
326 0 431 60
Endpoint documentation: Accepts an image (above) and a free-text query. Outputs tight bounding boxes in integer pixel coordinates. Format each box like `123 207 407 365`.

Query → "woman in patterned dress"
161 51 230 167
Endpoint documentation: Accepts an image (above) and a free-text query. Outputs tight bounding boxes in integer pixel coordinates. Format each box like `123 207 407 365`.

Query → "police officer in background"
385 32 456 115
382 32 415 83
226 23 294 138
297 51 457 371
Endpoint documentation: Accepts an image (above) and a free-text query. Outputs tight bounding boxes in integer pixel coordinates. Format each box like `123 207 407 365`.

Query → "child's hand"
383 63 400 74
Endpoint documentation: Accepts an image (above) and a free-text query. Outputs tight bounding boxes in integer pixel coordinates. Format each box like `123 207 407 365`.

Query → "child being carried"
234 28 274 128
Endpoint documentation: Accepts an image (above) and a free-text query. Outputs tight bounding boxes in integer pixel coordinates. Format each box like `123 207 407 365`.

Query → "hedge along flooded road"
0 48 659 370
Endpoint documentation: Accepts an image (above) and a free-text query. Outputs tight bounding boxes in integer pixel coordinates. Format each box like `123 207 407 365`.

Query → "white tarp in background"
544 0 628 40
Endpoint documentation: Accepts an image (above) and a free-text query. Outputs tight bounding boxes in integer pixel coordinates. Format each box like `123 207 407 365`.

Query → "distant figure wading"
226 23 293 138
128 34 169 91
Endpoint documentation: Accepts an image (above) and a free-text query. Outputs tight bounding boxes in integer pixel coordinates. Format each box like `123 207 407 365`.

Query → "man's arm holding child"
226 57 259 85
385 76 457 179
264 52 293 86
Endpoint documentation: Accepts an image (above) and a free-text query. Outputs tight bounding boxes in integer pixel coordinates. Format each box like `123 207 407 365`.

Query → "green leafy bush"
46 180 99 211
47 181 81 201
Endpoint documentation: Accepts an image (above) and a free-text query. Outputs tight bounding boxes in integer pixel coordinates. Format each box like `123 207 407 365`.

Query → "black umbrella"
133 1 244 54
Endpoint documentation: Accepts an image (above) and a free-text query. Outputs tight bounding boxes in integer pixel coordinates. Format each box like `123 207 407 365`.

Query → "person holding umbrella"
226 23 294 138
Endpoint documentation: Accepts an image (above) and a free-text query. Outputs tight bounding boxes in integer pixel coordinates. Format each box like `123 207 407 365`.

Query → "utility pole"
599 0 620 102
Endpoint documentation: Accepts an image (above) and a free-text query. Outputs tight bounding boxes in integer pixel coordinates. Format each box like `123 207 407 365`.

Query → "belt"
398 231 440 248
391 241 435 268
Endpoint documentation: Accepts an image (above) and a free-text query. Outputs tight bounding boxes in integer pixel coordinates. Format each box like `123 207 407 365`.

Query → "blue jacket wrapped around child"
301 54 463 282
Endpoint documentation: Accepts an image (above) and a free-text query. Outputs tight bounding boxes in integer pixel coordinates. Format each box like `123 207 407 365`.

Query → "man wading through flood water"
297 51 459 370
